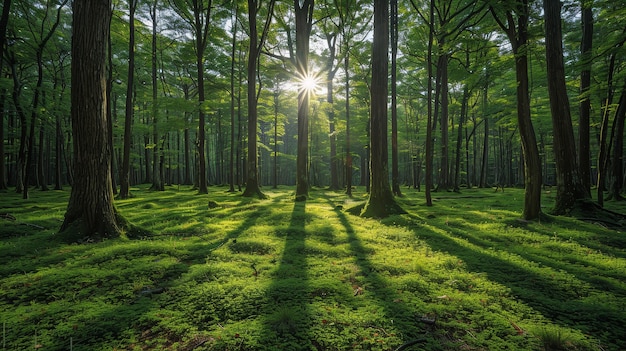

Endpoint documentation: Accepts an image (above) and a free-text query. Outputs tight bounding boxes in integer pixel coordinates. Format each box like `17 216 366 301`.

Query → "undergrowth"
0 185 624 350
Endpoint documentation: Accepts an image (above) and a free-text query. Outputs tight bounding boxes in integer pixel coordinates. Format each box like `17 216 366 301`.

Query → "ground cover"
0 185 625 350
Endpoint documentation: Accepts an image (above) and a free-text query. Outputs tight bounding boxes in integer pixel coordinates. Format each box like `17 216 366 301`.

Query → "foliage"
1 186 624 350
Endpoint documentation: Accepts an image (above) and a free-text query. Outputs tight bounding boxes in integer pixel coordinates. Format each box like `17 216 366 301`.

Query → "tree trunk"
229 4 238 192
490 0 542 219
361 0 403 218
0 90 6 190
242 0 274 198
37 124 48 190
344 45 352 197
578 1 593 196
390 0 401 196
608 89 626 200
425 0 434 206
544 0 588 214
150 1 163 191
119 0 137 199
61 0 121 239
294 0 314 200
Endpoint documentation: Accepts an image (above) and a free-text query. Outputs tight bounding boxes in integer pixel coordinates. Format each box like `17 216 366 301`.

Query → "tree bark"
61 0 121 239
544 0 588 214
578 1 593 196
294 0 314 200
150 1 163 191
119 0 137 199
490 0 542 219
242 0 274 198
391 0 401 196
361 0 403 218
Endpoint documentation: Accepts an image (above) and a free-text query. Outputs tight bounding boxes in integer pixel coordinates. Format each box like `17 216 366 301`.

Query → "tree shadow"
330 200 431 349
259 200 314 349
401 213 626 350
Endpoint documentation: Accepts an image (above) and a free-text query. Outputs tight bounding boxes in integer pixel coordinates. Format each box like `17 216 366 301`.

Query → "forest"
1 0 626 350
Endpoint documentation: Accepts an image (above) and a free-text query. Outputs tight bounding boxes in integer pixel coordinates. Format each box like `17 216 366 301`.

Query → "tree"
390 0 401 196
361 0 403 218
119 0 138 199
60 0 122 238
544 0 589 214
490 0 542 220
0 0 11 191
578 0 593 196
294 0 314 200
170 0 212 194
242 0 275 198
149 0 164 191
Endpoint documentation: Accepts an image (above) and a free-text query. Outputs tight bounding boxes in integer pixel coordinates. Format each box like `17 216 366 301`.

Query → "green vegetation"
1 186 625 350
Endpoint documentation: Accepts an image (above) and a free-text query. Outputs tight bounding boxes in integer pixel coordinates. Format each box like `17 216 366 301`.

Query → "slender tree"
242 0 275 198
543 0 588 214
578 0 593 196
490 0 542 220
119 0 138 199
61 0 122 238
170 0 213 194
294 0 314 200
390 0 401 196
0 0 10 190
361 0 403 218
150 0 164 191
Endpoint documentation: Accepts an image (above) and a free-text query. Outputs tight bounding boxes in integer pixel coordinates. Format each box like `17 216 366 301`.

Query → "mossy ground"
0 185 624 350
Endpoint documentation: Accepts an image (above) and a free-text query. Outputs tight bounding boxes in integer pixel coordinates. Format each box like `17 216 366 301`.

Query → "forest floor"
1 185 625 351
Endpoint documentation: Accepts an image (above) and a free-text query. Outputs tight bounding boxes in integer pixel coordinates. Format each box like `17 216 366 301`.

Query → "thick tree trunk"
61 0 121 238
361 0 403 218
544 0 588 214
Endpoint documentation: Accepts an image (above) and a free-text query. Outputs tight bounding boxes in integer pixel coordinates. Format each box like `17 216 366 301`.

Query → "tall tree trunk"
294 0 314 200
425 0 434 206
37 124 48 190
490 0 542 219
55 115 63 190
107 9 116 194
344 44 352 197
61 0 121 238
455 84 469 191
578 0 593 196
242 0 274 198
391 0 401 196
0 90 6 190
119 0 137 199
229 4 238 192
0 0 9 190
544 0 588 213
150 1 163 191
194 0 209 194
361 0 403 218
325 33 340 191
608 88 626 200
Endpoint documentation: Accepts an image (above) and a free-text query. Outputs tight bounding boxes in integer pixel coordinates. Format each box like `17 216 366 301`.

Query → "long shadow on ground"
402 213 626 350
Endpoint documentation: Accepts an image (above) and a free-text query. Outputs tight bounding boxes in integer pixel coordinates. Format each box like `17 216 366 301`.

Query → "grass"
1 185 625 350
